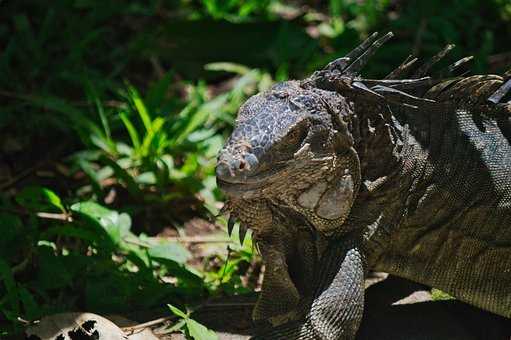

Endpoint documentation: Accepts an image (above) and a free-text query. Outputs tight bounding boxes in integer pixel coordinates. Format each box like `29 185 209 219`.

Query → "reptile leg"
253 241 301 321
252 238 366 340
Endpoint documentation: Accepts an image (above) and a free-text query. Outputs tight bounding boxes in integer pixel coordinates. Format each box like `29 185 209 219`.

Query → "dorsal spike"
351 81 385 99
343 32 394 75
447 56 474 74
324 57 351 72
385 55 418 79
488 79 511 104
343 32 380 63
413 44 455 77
322 32 380 72
360 77 433 90
371 84 436 107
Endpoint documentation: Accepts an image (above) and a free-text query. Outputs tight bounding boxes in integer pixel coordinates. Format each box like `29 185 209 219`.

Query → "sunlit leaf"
168 304 188 319
128 85 152 133
15 186 65 213
204 62 251 75
70 201 132 245
186 319 218 340
148 242 191 264
119 111 141 150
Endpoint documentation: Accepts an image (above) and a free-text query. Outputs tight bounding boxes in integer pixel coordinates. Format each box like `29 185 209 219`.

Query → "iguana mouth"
216 164 289 197
216 178 267 197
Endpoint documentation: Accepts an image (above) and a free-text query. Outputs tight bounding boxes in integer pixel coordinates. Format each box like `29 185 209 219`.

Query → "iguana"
215 32 511 339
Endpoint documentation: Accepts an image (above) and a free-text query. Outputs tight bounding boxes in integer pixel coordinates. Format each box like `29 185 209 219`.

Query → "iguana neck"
345 103 423 263
351 102 407 193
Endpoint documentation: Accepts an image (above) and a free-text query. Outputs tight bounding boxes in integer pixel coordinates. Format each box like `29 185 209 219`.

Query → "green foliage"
0 186 254 335
70 64 271 215
168 304 218 340
1 0 510 336
431 288 455 301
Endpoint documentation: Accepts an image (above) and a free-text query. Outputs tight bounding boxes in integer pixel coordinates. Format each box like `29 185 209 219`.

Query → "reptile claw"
239 223 248 245
228 216 236 236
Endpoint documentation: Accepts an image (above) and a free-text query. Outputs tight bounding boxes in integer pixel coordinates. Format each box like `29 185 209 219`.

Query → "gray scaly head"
216 80 362 236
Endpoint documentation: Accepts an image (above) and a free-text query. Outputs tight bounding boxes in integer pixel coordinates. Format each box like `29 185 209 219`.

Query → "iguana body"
216 32 511 339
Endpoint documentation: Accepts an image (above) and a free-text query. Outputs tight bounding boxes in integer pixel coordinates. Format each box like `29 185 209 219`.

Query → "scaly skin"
216 32 511 339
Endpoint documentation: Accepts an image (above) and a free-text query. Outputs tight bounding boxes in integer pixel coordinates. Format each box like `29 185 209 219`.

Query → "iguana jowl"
216 32 511 339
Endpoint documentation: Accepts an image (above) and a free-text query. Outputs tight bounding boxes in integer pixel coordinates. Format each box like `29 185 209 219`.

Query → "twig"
16 316 40 326
0 207 73 223
166 236 231 244
122 315 177 334
121 299 255 335
36 212 73 222
197 302 255 307
122 235 231 247
122 237 153 248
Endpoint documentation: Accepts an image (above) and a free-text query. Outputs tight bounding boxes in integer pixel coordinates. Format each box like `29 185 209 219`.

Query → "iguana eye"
286 126 305 145
288 129 300 141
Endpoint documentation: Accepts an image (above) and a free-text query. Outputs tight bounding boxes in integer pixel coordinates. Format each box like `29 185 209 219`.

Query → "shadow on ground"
189 274 511 340
358 275 511 340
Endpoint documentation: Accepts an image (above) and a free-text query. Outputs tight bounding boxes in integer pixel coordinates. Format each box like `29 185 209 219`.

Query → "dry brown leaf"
26 312 128 340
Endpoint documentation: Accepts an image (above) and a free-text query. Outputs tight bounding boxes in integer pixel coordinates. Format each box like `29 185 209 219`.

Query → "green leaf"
136 171 157 185
71 201 112 220
186 319 218 340
70 201 132 245
119 111 141 150
15 186 65 213
168 304 188 319
431 288 455 301
148 242 191 264
140 116 166 157
204 62 250 75
85 80 112 143
174 94 228 145
99 155 141 197
164 318 187 334
128 85 152 133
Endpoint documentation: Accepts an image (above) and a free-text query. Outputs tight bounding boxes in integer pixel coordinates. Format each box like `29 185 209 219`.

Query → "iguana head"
216 80 361 236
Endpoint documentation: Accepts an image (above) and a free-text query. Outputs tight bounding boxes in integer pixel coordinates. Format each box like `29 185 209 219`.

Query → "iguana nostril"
216 152 259 181
238 160 246 170
244 153 259 170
